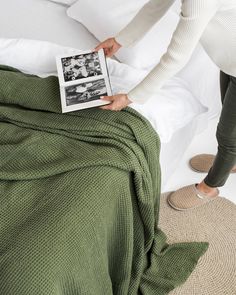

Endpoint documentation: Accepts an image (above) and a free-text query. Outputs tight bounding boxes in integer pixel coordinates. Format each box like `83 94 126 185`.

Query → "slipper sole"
167 194 188 211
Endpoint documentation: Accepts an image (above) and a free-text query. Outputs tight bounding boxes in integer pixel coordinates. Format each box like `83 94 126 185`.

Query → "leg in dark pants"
204 72 236 187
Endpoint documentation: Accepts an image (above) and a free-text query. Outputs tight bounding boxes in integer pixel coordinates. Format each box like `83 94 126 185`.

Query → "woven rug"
159 192 236 295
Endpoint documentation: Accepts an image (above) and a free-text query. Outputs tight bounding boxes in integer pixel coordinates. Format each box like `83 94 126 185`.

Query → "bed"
0 0 219 293
0 0 222 190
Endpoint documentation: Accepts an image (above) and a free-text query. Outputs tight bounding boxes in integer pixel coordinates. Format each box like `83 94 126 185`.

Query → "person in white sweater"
95 0 236 210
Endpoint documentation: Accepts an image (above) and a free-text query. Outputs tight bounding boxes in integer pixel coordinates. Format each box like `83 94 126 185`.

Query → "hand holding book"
94 38 133 111
100 94 132 111
55 41 131 113
94 37 122 58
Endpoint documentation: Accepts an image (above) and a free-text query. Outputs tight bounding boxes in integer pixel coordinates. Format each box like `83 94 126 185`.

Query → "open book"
56 49 112 113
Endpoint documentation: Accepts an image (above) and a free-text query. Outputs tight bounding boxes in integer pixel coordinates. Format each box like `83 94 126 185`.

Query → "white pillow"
0 38 206 143
48 0 77 6
0 38 81 76
67 0 179 71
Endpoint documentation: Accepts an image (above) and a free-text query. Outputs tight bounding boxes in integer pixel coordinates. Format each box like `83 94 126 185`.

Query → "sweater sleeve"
127 0 218 104
115 0 176 47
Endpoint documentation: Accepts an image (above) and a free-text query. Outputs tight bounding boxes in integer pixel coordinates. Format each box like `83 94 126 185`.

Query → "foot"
196 181 219 198
167 183 220 211
189 154 236 173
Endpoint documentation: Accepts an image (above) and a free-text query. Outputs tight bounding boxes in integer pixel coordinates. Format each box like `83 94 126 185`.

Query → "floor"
164 116 236 204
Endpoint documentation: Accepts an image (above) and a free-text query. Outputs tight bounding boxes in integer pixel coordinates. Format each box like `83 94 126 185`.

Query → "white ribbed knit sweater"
115 0 236 104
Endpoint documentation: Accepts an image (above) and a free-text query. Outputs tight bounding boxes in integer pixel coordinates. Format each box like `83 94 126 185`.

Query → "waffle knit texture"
115 0 236 103
0 65 208 295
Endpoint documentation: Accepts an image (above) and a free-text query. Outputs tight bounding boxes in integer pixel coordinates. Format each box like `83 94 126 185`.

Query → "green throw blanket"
0 65 208 294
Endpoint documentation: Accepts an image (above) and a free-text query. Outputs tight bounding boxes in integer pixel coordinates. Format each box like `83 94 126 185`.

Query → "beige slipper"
167 184 220 211
189 154 236 173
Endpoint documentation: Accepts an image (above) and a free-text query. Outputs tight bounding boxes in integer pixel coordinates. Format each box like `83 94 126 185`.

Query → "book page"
56 49 112 113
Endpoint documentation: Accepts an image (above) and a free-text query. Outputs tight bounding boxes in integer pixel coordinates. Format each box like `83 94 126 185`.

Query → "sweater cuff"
127 88 149 105
127 74 164 104
114 31 136 48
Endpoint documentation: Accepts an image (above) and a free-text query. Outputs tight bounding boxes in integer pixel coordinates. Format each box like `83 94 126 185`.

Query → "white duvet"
0 38 207 143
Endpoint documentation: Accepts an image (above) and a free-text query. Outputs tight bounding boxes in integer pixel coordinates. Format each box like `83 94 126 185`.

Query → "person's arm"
115 0 175 47
127 0 219 104
95 0 175 57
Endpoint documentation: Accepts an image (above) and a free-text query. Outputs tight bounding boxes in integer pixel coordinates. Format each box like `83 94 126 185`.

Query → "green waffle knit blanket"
0 65 208 295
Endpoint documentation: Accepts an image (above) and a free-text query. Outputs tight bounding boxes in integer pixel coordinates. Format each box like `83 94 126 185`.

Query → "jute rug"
159 192 236 295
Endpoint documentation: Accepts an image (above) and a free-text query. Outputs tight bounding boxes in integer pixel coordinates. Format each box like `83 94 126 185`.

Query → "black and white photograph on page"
65 79 108 106
61 52 103 82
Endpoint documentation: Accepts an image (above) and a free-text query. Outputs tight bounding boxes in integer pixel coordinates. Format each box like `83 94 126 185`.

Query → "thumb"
94 42 106 52
106 49 115 58
100 95 114 101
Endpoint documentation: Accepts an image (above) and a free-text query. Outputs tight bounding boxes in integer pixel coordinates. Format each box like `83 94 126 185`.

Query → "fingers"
94 40 109 51
99 103 119 111
103 48 110 57
99 105 113 110
94 38 118 57
94 38 122 58
100 96 117 111
94 38 112 52
99 94 129 111
94 45 111 57
100 95 115 101
106 49 114 58
94 43 105 52
102 47 115 57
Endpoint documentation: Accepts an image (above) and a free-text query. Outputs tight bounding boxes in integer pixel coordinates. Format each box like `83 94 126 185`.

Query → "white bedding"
0 38 205 143
0 0 221 185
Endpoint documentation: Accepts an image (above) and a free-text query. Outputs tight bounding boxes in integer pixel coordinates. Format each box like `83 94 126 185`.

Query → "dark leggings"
204 72 236 187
